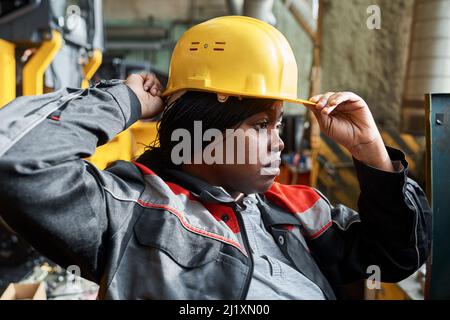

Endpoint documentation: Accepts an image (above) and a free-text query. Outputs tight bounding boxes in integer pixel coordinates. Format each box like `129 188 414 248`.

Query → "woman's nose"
268 128 284 153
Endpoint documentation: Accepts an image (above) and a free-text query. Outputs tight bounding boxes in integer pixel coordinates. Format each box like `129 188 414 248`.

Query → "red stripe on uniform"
309 220 333 239
165 182 199 202
131 163 241 235
202 203 240 234
137 199 246 255
264 182 320 214
132 161 156 176
163 183 240 233
282 224 295 231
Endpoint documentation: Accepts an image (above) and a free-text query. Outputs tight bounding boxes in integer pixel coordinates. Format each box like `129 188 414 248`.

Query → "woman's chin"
254 175 277 193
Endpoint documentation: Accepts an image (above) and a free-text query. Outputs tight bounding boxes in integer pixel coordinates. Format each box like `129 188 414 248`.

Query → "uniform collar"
154 167 302 226
161 168 249 211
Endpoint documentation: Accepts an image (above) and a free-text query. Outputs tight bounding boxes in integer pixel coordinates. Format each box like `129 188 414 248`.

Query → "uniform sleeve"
0 81 142 282
309 147 432 286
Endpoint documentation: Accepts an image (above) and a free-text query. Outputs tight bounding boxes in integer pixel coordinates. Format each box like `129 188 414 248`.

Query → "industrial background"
0 0 448 300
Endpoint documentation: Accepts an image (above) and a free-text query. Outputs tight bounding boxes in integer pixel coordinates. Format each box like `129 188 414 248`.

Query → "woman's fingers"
142 73 154 90
319 92 342 115
320 92 362 115
316 92 335 107
141 73 163 96
328 92 359 106
304 92 333 119
150 85 161 96
309 94 323 103
307 92 335 115
321 104 338 115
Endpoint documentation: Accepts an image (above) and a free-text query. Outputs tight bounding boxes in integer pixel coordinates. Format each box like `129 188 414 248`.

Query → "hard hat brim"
163 88 317 107
284 98 317 107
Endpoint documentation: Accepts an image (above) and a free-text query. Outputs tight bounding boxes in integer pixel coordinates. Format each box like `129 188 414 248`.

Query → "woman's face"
185 102 285 196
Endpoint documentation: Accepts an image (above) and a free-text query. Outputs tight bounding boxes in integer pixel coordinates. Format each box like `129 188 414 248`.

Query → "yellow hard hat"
163 16 315 106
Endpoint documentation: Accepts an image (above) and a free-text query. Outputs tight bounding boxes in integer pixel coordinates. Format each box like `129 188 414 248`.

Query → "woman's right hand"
125 73 165 119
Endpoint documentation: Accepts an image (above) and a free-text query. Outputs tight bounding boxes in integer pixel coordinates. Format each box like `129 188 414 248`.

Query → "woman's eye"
255 121 269 130
276 122 284 130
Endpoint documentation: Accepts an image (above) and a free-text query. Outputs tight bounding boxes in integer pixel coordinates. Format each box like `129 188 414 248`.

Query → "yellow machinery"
0 30 63 105
87 121 158 170
0 39 16 107
0 32 158 170
82 49 103 89
22 30 63 97
0 32 158 169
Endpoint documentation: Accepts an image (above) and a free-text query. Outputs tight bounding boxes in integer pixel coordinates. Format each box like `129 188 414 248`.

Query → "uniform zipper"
235 209 254 300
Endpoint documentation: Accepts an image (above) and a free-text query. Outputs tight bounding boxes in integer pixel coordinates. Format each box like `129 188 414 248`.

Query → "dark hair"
135 91 276 171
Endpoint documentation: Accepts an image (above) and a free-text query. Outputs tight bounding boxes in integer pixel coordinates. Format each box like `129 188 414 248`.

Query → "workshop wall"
321 0 415 129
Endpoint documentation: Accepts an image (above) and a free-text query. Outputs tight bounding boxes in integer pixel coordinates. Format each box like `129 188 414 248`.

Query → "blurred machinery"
0 0 158 296
0 0 105 297
316 129 423 210
0 0 104 103
0 0 159 170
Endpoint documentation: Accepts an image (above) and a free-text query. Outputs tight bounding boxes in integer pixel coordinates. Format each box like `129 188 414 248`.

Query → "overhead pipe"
243 0 276 25
226 0 242 15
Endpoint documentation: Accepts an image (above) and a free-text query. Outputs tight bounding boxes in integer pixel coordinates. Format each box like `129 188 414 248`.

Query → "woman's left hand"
306 92 394 172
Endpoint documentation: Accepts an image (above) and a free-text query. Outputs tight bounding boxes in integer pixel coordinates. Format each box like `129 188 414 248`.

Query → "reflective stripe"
138 173 247 255
264 183 333 239
102 184 248 256
292 198 332 239
137 199 247 256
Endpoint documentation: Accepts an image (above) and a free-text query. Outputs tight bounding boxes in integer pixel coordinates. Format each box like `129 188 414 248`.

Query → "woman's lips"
260 156 281 176
260 166 281 176
261 158 281 167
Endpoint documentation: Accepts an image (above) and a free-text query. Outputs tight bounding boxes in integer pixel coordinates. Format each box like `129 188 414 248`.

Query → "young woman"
0 16 431 300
